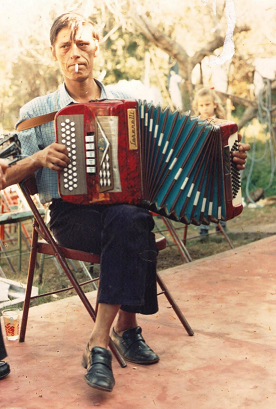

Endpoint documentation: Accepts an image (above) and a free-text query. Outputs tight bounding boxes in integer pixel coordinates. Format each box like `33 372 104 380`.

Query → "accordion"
0 133 21 165
55 99 242 225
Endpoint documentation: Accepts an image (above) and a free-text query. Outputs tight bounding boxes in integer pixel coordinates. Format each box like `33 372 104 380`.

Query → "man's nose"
70 44 80 58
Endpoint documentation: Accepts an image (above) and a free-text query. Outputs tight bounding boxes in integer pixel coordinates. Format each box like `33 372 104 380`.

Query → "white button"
86 143 95 150
86 159 95 166
86 135 94 142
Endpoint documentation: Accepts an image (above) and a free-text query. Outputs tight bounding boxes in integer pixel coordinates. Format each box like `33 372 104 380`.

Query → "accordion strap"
16 111 57 131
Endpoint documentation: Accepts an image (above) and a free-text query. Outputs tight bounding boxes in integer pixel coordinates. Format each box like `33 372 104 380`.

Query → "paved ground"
1 235 276 409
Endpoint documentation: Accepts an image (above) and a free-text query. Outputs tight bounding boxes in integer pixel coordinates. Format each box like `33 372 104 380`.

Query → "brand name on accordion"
127 109 138 150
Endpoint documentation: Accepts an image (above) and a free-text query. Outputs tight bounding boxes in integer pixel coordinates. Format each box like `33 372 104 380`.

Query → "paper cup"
2 309 20 340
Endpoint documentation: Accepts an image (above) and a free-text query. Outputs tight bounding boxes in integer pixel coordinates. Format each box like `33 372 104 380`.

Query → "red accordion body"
55 100 143 206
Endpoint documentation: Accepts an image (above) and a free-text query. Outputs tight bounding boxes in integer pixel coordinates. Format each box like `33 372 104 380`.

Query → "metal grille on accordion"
55 99 242 225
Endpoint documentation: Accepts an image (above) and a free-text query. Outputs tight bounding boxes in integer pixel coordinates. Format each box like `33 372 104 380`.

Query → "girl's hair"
50 12 99 46
192 87 226 119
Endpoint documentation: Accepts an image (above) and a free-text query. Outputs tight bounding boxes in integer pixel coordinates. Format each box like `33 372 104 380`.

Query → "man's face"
51 24 99 82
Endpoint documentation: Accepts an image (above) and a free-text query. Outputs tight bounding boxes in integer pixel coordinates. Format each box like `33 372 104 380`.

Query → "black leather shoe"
0 361 10 380
111 326 159 365
81 345 115 392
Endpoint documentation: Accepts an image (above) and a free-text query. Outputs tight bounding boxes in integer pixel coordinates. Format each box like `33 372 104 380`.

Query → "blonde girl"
192 87 225 120
192 88 227 235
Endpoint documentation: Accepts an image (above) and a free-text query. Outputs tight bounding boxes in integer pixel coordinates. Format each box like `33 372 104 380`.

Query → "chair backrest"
19 174 38 196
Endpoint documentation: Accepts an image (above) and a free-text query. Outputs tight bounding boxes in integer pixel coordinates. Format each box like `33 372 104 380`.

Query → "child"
192 87 226 121
192 87 227 236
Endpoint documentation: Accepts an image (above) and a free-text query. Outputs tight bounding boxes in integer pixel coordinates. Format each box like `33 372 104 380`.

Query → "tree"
100 0 276 128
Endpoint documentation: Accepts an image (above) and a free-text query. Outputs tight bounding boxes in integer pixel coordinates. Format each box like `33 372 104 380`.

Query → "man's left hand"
232 134 250 170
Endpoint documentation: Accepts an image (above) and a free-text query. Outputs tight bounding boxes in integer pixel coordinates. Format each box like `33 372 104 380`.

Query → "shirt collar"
59 79 108 108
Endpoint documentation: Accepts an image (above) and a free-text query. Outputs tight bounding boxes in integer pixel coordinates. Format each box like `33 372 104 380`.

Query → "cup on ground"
2 308 20 341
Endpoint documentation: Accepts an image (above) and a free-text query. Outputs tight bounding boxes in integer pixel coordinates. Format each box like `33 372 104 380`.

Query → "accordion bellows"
55 99 242 225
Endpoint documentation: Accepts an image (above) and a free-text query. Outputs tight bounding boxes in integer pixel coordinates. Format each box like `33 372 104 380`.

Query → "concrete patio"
1 235 276 409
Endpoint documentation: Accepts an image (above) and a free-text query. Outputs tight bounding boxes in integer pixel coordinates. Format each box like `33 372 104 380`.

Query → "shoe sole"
0 369 10 380
111 341 159 365
124 356 159 365
84 375 113 392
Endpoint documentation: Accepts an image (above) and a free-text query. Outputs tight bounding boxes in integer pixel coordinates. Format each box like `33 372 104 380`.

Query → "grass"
1 203 276 307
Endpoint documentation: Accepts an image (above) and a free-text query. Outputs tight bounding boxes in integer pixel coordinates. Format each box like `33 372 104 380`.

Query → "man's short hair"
50 12 99 46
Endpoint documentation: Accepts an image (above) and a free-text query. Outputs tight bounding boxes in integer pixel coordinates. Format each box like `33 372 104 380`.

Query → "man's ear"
51 46 57 61
94 41 99 57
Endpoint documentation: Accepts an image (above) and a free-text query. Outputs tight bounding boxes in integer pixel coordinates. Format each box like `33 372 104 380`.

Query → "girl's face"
197 95 217 120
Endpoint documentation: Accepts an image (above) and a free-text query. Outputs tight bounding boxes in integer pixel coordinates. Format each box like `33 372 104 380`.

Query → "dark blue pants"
0 324 7 360
49 200 158 315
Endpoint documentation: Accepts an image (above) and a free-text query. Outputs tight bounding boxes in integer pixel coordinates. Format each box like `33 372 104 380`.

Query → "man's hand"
36 143 70 171
0 159 8 189
232 134 250 171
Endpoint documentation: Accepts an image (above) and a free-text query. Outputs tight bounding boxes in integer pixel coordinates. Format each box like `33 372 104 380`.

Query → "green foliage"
232 104 246 120
101 28 150 84
241 139 276 198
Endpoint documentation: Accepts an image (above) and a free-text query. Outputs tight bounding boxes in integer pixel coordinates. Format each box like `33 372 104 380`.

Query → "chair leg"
19 225 39 342
216 222 234 249
161 217 192 262
156 272 194 336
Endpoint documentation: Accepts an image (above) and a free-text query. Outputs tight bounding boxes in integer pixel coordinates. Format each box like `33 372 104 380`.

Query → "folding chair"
0 186 45 273
18 175 193 368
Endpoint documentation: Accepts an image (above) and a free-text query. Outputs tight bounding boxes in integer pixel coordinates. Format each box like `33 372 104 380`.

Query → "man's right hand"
36 143 70 171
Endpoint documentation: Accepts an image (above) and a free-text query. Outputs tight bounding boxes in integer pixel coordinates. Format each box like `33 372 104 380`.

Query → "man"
3 12 250 392
0 159 11 380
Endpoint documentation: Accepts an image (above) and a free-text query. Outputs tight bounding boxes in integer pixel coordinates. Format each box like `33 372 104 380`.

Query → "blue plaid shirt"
16 80 133 204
